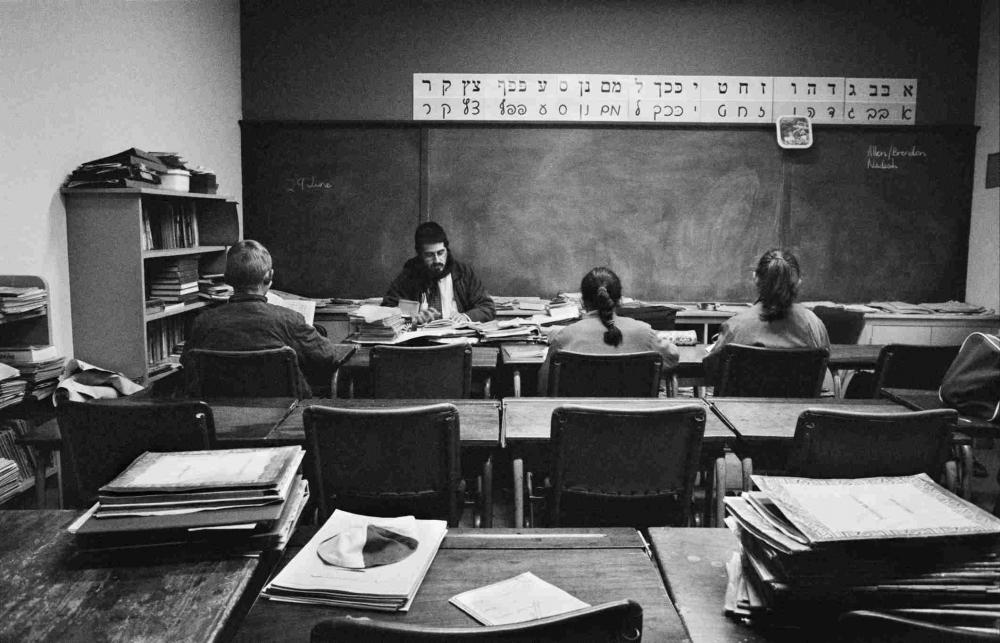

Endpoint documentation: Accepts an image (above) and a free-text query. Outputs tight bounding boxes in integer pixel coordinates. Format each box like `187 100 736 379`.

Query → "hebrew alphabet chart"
413 74 917 125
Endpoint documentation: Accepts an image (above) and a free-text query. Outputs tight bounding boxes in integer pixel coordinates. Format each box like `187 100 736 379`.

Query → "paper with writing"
449 572 589 626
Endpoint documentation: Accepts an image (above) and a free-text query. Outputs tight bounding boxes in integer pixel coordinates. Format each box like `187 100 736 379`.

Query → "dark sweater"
382 256 495 322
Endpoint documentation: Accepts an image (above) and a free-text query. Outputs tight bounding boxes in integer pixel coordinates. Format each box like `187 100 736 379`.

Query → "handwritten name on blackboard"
284 177 335 192
866 144 927 170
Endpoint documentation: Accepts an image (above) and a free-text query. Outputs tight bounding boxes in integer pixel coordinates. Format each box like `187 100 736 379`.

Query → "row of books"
146 316 187 370
142 201 199 251
0 286 47 315
723 473 1000 633
0 426 34 491
69 446 308 552
0 458 20 505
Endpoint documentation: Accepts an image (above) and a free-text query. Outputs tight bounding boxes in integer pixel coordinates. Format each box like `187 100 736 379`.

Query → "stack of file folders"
262 510 446 611
69 446 308 551
0 457 20 504
724 473 1000 634
350 305 406 342
64 148 167 189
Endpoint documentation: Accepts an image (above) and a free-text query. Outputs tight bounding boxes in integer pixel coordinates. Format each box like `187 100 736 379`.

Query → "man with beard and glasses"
382 221 495 325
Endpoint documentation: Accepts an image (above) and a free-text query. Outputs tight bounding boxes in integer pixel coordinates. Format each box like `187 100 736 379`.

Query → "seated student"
382 221 495 324
181 239 339 396
538 266 680 393
703 248 830 382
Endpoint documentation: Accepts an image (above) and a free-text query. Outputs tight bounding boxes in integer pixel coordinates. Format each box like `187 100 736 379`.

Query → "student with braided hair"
537 266 679 393
703 248 829 383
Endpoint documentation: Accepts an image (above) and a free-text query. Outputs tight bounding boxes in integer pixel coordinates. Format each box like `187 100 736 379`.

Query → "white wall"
0 0 242 358
967 0 1000 311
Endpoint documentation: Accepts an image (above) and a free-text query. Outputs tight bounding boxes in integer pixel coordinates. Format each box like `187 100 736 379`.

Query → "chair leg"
713 451 749 527
944 460 960 497
481 455 493 528
958 444 974 500
513 457 524 528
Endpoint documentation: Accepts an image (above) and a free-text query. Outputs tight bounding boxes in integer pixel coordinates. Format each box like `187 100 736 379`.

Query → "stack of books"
0 457 20 505
0 285 47 316
475 320 539 343
350 305 406 342
148 257 200 303
263 510 446 611
0 363 27 409
69 446 308 551
724 474 1000 631
198 274 233 302
63 148 167 190
0 344 64 401
0 427 34 490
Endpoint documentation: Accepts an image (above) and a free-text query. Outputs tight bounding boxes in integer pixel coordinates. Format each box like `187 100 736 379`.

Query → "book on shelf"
0 457 20 505
0 344 59 363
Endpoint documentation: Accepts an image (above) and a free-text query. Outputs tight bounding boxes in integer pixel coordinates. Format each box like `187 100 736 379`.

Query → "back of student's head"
225 240 273 291
754 249 801 322
580 266 623 347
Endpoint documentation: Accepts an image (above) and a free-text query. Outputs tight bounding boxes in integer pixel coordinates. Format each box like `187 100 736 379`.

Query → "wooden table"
649 527 793 643
881 387 1000 439
340 345 500 397
503 397 731 527
234 527 688 641
0 510 273 642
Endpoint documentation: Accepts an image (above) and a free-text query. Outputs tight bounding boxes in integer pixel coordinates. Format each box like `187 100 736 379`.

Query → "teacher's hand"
450 312 471 323
415 308 440 325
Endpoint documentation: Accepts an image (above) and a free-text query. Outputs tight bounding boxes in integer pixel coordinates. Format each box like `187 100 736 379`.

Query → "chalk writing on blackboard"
413 74 917 125
866 144 928 170
284 176 335 192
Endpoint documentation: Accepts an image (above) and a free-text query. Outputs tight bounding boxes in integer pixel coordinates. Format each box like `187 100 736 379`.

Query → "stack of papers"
474 319 541 343
263 510 446 611
350 305 406 342
198 274 233 302
724 474 1000 627
0 286 47 315
69 446 308 551
0 363 27 409
0 427 34 486
0 457 19 504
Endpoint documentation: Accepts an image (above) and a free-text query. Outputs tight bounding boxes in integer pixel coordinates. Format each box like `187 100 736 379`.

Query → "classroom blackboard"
241 122 975 303
241 123 421 298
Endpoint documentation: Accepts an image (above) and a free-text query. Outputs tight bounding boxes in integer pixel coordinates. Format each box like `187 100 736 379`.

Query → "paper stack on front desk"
262 510 446 611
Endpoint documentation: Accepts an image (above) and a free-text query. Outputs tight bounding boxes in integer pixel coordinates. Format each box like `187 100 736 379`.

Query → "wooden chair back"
872 343 961 394
303 403 462 526
714 344 829 398
548 350 663 397
812 305 866 344
186 346 305 398
370 343 472 398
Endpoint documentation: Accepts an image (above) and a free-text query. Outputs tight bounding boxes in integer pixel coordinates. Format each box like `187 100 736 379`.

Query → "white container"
160 169 190 192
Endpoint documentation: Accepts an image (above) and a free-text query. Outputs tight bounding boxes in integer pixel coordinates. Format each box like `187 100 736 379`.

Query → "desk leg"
512 456 524 528
513 367 522 397
482 456 493 528
960 443 974 500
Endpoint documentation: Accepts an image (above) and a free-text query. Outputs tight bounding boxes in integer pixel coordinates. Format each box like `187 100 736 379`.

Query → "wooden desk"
881 387 1000 439
234 527 688 641
340 345 499 397
0 510 272 642
649 527 787 643
503 397 731 527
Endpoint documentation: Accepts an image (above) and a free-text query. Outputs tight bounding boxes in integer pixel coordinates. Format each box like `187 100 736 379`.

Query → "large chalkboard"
242 122 975 302
241 123 421 297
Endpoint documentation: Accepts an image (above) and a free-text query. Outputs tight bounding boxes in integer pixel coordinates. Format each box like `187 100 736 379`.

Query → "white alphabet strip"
412 74 917 125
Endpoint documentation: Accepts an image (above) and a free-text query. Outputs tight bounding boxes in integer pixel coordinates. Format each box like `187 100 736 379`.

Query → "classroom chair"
713 408 960 526
811 305 866 344
524 404 705 528
547 350 664 397
303 403 464 526
844 343 960 398
615 304 677 330
310 600 643 642
838 609 1000 642
185 346 307 398
370 343 472 398
713 344 829 398
57 399 215 508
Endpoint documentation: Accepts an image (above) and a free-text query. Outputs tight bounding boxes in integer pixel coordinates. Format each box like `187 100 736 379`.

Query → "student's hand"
450 312 471 323
415 308 440 325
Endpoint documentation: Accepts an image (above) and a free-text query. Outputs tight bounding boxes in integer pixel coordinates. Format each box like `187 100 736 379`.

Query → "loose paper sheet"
450 572 589 626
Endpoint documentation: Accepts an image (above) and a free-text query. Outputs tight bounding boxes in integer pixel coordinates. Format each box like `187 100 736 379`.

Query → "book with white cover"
262 510 446 611
450 572 589 625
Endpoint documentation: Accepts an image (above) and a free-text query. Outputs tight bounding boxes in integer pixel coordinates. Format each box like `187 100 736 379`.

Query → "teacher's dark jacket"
382 255 496 322
181 293 338 396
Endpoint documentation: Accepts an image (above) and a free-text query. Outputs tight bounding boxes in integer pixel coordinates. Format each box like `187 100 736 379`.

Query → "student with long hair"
704 249 829 382
537 266 679 392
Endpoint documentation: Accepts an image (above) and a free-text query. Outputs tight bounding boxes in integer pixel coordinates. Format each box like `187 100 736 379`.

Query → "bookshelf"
62 187 241 383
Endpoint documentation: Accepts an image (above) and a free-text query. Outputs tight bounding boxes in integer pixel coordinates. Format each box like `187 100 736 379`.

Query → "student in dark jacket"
382 221 495 323
181 240 338 396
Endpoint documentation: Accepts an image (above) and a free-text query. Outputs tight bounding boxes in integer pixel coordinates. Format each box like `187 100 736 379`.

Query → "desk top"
0 510 268 642
235 527 687 641
502 397 732 445
710 397 905 441
344 345 499 370
880 388 1000 438
268 398 502 446
649 527 783 643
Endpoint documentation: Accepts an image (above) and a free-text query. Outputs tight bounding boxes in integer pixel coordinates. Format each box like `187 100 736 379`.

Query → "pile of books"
148 257 200 303
350 305 406 342
0 363 27 409
4 351 64 401
69 446 308 551
0 285 47 316
475 319 539 343
724 474 1000 631
64 148 167 190
0 426 34 491
0 457 20 504
198 273 233 302
263 510 446 611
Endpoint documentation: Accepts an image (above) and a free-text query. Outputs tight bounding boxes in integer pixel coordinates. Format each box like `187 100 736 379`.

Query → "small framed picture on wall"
776 115 813 149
